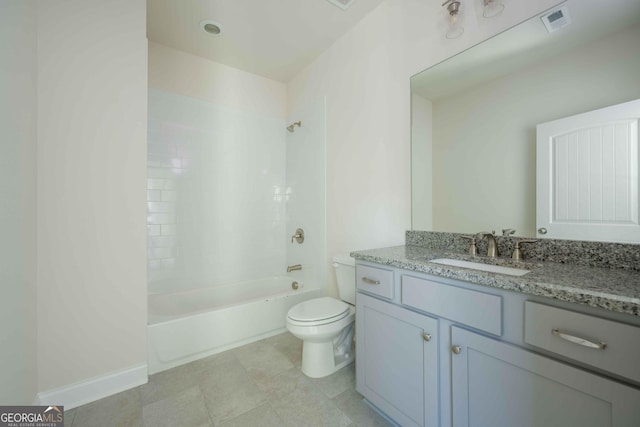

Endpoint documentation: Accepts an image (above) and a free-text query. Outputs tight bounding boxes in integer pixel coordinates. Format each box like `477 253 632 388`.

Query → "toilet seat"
287 297 350 326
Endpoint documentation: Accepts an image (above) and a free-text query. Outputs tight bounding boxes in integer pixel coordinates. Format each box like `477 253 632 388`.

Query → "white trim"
35 364 147 410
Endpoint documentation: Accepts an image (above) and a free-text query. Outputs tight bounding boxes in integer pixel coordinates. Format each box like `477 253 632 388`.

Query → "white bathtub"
147 276 323 374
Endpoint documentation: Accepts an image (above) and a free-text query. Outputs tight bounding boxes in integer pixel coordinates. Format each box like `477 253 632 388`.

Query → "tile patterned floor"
64 332 394 427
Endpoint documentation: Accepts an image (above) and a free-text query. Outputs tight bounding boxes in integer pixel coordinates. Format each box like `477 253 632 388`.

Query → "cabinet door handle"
361 277 380 285
451 345 461 354
422 333 432 342
552 328 607 350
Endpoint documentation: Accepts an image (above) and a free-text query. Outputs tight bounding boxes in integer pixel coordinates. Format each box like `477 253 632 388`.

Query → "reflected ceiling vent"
326 0 356 11
541 5 571 33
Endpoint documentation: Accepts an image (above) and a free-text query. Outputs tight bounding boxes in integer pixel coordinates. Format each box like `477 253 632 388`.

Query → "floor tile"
233 340 294 384
218 403 285 427
72 387 142 427
265 332 303 366
332 388 395 427
142 386 212 427
310 363 356 399
66 333 376 427
199 356 268 424
140 362 201 405
271 381 352 427
253 366 311 401
64 408 75 426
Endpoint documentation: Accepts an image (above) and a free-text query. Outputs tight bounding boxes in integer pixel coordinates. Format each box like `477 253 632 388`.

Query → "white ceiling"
147 0 386 83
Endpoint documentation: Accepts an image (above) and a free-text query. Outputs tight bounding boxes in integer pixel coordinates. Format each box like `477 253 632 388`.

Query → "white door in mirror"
537 98 640 243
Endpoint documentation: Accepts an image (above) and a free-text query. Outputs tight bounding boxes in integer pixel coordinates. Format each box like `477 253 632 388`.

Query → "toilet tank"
332 253 356 305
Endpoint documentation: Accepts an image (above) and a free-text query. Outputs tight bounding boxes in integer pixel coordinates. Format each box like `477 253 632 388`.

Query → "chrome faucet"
287 264 302 273
477 231 498 257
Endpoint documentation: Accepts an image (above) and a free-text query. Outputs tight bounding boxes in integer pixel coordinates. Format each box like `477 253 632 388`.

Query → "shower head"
287 121 302 133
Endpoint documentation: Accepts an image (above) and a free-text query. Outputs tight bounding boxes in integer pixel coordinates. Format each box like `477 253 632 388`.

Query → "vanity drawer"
356 264 394 299
524 301 640 383
401 275 502 335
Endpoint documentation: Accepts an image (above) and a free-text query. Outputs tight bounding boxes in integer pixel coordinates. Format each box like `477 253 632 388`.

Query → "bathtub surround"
147 88 287 292
148 44 327 293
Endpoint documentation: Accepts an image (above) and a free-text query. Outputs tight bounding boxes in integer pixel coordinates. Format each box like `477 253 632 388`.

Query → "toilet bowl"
286 254 356 378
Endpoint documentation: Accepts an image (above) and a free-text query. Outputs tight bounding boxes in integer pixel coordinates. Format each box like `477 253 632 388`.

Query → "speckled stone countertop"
351 245 640 317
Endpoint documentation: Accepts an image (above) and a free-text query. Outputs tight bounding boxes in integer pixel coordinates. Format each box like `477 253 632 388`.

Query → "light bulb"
446 12 464 38
443 0 464 39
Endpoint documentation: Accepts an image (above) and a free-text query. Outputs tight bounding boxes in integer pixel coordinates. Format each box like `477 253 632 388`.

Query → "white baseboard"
35 364 147 410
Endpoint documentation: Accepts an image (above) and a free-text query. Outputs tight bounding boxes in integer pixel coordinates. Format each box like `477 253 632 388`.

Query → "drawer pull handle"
423 333 432 342
552 329 607 350
361 277 380 285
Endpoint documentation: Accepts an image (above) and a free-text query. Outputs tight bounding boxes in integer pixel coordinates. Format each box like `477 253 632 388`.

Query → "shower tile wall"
147 89 287 293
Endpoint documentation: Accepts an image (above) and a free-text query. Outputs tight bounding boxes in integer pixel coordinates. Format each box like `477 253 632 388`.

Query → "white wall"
147 88 287 291
411 94 432 231
37 0 148 395
148 42 286 118
287 0 561 296
0 0 38 404
431 24 640 236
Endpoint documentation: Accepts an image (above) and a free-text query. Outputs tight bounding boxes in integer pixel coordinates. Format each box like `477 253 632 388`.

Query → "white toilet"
286 254 356 378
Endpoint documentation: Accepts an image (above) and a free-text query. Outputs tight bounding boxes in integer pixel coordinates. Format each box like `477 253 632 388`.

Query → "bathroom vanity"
352 240 640 427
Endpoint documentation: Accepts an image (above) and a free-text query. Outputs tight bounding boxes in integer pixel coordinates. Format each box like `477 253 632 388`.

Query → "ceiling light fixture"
200 20 223 36
482 0 504 18
441 0 506 40
442 0 464 39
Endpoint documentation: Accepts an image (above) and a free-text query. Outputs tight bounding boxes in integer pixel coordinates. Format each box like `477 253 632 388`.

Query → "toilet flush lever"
291 228 305 244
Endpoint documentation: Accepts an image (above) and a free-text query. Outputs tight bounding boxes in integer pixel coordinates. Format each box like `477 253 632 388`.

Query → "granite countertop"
351 245 640 316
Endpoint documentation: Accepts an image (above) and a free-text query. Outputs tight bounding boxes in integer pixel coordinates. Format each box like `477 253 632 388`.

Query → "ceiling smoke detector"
326 0 356 11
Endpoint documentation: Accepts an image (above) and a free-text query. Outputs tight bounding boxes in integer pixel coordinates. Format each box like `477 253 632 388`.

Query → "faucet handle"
511 239 538 260
502 228 516 236
460 235 479 255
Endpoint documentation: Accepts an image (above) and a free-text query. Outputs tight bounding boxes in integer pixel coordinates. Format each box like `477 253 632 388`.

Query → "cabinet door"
451 326 640 427
356 293 439 427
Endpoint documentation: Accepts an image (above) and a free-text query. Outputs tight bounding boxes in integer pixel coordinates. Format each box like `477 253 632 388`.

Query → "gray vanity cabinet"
451 326 640 427
354 260 640 427
356 292 439 427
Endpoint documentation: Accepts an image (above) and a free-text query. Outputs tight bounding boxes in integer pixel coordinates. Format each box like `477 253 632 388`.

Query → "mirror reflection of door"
536 99 640 243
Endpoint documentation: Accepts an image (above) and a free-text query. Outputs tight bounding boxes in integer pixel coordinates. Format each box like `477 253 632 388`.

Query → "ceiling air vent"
326 0 356 11
541 5 572 33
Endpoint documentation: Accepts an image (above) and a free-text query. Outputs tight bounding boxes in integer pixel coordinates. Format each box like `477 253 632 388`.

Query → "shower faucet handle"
291 228 305 244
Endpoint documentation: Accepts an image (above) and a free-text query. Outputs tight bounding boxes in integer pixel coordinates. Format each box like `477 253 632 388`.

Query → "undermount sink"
429 258 531 277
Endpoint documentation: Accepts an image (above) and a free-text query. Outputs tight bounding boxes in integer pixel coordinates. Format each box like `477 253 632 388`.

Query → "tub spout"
287 264 302 273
